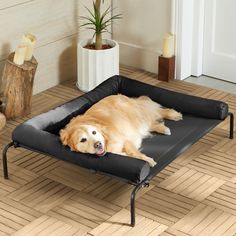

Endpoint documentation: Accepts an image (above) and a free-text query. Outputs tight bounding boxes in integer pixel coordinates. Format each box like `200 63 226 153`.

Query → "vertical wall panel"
112 0 171 73
0 0 79 94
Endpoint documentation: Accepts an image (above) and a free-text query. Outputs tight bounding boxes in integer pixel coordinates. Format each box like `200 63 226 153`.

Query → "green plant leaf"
80 16 95 24
84 5 95 18
80 0 122 47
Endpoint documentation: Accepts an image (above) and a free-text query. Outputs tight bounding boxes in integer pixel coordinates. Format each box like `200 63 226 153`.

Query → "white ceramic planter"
77 39 119 92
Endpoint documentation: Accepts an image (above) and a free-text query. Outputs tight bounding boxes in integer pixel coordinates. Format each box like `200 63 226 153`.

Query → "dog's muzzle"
94 141 106 156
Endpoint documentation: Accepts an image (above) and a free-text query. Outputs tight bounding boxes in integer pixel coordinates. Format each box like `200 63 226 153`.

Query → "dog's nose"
94 141 102 149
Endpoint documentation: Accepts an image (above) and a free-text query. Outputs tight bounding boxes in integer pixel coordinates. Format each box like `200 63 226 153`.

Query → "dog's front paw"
146 157 157 167
164 127 171 135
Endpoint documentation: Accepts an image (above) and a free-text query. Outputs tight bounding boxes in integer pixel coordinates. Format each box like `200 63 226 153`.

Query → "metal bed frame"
2 112 234 226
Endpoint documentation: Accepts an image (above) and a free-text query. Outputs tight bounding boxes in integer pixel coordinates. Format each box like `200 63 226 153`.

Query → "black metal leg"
130 181 149 227
2 142 14 179
229 112 234 139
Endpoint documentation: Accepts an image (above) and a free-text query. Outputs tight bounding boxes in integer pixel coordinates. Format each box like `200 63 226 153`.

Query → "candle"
21 33 36 61
13 44 27 65
162 33 175 58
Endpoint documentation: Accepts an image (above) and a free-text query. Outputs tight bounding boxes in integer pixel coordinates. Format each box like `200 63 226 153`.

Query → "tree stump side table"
0 52 38 119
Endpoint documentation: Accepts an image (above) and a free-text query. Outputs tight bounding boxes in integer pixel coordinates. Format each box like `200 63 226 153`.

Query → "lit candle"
13 44 27 65
162 33 175 58
21 33 36 61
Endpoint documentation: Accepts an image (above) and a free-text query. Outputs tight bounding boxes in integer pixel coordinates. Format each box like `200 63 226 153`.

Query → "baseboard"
117 41 162 74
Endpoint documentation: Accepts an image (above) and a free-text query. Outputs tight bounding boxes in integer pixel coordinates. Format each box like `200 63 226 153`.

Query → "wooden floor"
0 66 236 236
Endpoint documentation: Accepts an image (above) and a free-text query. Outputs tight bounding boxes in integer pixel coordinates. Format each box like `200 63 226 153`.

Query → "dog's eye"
92 131 96 135
80 138 87 143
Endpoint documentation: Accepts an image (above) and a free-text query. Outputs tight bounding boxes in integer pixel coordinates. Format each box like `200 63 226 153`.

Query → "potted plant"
77 0 122 92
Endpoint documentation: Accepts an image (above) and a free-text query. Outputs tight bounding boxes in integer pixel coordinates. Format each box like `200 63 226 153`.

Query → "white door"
203 0 236 83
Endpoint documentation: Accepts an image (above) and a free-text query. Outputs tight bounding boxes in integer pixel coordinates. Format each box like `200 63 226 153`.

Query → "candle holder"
158 55 175 82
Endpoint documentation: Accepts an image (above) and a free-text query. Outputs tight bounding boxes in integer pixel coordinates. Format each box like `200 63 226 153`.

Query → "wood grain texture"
171 204 236 236
0 198 41 235
89 209 168 236
135 187 199 226
187 149 236 181
44 163 105 191
11 215 87 236
0 65 235 235
1 53 38 119
204 182 236 215
159 167 225 201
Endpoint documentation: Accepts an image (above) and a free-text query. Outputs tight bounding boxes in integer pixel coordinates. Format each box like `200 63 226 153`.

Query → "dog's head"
60 124 106 156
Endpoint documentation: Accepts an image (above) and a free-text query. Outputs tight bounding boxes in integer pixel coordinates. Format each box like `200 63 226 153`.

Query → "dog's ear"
97 125 109 147
60 129 69 146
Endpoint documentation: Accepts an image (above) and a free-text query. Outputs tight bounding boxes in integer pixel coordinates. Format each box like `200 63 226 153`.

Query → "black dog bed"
2 75 234 226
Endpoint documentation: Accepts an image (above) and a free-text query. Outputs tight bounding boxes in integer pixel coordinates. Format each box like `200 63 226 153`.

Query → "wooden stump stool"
0 53 38 119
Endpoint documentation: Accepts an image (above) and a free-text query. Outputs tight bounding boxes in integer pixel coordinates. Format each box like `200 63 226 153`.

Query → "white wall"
112 0 172 73
0 0 171 96
0 0 81 94
0 0 112 95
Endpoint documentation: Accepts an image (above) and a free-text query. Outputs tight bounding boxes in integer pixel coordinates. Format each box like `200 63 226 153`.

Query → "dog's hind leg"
123 141 157 167
158 108 183 121
150 123 171 135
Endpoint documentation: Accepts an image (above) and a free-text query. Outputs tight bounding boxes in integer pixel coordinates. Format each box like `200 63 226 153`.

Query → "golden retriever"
60 94 182 167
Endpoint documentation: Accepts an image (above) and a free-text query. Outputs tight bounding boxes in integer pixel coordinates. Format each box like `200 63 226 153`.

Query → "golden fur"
60 94 182 167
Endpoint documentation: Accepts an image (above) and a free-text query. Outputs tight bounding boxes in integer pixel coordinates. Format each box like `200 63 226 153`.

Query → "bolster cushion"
119 76 228 120
12 124 150 183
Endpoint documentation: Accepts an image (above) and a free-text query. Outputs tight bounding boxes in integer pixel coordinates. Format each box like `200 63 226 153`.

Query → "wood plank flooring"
0 65 236 235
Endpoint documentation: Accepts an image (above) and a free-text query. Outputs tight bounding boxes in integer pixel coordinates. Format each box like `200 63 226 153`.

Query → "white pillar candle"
162 33 175 58
21 33 36 61
13 44 27 65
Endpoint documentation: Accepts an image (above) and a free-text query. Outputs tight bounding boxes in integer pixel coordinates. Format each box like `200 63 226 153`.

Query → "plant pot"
77 39 119 92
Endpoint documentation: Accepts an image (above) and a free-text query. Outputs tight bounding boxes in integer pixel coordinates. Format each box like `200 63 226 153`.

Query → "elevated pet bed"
2 75 234 226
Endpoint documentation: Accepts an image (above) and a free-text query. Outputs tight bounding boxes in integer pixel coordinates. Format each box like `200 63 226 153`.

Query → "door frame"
173 0 205 80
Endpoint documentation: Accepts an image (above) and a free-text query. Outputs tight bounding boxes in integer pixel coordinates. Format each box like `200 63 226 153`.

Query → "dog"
60 94 182 167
